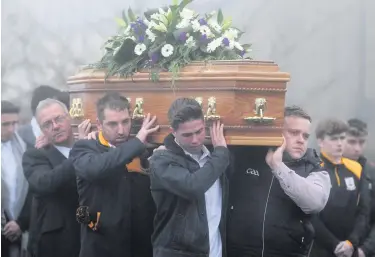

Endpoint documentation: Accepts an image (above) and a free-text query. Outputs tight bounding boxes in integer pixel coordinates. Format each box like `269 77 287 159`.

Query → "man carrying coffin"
70 92 159 257
227 106 331 257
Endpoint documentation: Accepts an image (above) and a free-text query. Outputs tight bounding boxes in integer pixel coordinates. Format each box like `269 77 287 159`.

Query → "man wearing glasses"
22 98 80 257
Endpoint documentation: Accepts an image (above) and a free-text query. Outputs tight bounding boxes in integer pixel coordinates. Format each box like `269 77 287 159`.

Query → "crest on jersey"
344 177 356 191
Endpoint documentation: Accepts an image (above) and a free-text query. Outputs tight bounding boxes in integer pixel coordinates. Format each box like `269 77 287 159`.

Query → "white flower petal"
134 43 147 56
185 36 196 48
191 19 200 32
180 8 195 20
161 44 174 57
234 42 243 51
145 29 156 42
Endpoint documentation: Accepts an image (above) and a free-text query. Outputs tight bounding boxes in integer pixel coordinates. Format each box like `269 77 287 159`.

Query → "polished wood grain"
68 60 290 146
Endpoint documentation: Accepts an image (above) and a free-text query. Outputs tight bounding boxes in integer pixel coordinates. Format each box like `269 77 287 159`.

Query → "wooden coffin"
67 60 290 146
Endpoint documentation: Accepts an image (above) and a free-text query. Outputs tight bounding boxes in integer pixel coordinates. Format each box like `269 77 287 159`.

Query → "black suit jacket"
22 145 80 257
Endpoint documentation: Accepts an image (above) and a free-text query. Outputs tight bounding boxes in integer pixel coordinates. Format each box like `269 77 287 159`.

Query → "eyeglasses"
41 115 67 131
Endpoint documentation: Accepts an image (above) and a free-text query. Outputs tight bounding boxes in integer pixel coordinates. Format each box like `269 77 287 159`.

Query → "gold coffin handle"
204 96 221 121
243 97 276 124
132 97 145 120
69 98 84 119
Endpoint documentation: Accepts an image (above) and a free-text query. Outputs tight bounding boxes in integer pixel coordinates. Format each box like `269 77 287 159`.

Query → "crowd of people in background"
1 85 374 257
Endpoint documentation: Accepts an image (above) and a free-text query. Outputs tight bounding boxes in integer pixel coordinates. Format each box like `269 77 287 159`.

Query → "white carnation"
134 43 146 56
199 25 212 37
207 37 223 53
161 44 174 57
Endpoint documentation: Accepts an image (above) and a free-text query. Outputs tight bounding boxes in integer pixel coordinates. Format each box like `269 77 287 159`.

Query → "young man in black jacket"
149 98 230 257
227 106 331 257
343 118 374 257
310 118 371 257
69 93 158 257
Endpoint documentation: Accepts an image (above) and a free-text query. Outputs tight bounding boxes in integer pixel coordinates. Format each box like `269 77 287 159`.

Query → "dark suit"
22 145 80 257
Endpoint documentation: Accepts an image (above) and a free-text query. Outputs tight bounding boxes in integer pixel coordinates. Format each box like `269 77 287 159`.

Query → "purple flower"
240 50 246 57
138 35 145 42
200 34 209 43
222 38 230 47
198 18 207 25
179 32 187 42
137 18 147 29
151 53 159 64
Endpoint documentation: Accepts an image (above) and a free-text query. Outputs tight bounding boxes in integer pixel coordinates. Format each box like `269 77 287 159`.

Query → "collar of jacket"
282 148 322 168
320 151 343 166
98 131 145 173
98 131 112 147
357 156 368 168
164 133 188 157
320 152 362 179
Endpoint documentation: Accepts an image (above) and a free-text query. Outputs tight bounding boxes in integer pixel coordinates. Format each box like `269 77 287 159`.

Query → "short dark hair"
96 92 130 121
31 85 62 115
58 91 70 109
168 98 204 130
284 105 312 122
347 118 368 137
315 118 349 139
1 100 20 114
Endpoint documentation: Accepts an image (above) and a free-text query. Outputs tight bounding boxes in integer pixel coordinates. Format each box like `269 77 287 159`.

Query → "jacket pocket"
273 219 313 248
170 213 187 245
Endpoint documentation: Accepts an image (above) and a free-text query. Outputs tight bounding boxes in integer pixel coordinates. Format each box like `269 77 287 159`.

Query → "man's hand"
78 119 92 139
210 121 226 148
265 136 286 170
35 135 49 149
136 113 159 143
4 221 21 242
334 241 354 257
85 131 97 140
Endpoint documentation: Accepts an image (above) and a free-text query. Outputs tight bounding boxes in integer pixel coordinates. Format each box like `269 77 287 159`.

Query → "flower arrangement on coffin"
87 0 252 81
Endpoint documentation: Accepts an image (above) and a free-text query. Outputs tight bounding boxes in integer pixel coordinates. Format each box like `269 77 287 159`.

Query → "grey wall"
2 0 374 158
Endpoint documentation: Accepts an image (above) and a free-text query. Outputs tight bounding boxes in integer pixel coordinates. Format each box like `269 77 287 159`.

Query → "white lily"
180 8 195 20
176 19 190 29
154 22 167 32
208 19 222 33
234 42 243 51
224 28 239 40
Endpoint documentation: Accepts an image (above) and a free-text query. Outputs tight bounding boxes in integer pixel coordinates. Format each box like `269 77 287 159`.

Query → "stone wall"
2 0 374 158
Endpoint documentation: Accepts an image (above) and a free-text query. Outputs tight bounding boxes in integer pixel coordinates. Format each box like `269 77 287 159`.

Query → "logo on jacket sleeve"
246 168 260 176
344 177 356 191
